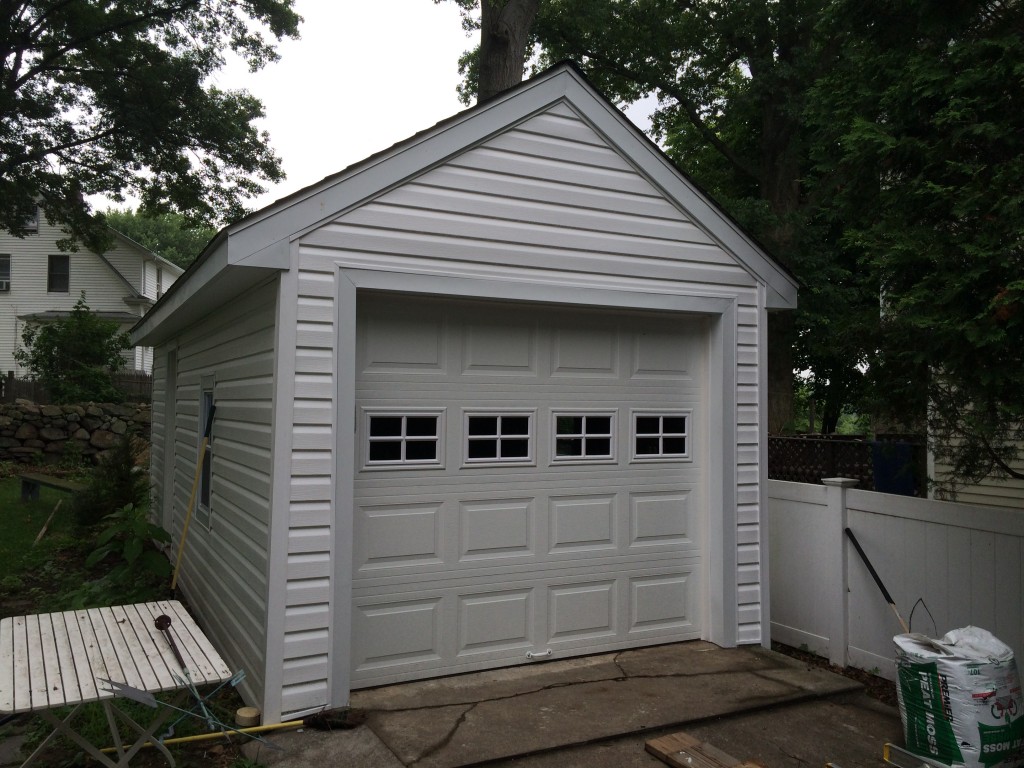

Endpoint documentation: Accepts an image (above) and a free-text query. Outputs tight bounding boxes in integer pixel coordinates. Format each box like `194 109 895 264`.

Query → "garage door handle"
526 649 552 659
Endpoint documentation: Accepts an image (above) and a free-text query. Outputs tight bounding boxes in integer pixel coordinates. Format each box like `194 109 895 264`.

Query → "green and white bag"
895 626 1024 768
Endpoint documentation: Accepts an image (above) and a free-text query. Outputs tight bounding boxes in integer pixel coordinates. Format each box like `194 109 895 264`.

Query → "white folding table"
0 600 233 767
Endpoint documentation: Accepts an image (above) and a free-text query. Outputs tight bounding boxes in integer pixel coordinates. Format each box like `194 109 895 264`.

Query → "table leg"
102 697 178 766
26 706 120 768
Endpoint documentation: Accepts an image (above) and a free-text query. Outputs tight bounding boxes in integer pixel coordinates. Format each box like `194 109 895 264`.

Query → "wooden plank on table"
645 732 766 768
50 612 87 706
25 615 50 712
121 604 177 691
73 608 114 701
0 617 17 713
109 604 162 693
36 613 64 708
95 606 145 691
158 600 232 684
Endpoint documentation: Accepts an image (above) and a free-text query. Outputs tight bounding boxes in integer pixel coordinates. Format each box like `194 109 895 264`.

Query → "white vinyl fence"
769 478 1024 681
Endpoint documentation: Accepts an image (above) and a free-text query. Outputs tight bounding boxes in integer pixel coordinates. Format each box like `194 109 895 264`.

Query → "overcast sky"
211 1 472 211
104 1 656 216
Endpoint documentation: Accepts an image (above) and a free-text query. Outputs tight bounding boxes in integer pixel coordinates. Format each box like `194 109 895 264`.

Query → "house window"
23 207 38 233
553 411 615 461
47 254 69 293
366 411 443 466
196 387 215 529
632 411 690 461
464 411 533 464
156 267 164 299
0 255 9 292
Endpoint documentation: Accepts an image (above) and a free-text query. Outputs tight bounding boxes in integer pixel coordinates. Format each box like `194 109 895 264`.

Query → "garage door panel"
351 560 701 686
353 598 444 675
548 494 617 552
356 501 444 571
459 498 535 561
352 297 706 686
630 572 700 635
354 485 698 580
461 320 538 375
457 589 534 657
629 490 698 548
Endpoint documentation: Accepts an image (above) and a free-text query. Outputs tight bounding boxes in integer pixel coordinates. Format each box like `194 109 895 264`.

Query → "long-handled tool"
845 527 910 634
171 402 215 591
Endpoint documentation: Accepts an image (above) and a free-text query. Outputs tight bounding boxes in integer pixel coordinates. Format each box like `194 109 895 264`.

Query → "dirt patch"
773 642 899 707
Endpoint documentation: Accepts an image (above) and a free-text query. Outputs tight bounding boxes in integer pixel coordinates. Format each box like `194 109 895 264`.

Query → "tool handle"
845 527 910 634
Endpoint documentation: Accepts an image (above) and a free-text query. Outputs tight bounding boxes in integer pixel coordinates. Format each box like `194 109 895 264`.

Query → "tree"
14 294 131 403
443 0 873 433
104 208 216 269
0 0 301 252
806 0 1024 484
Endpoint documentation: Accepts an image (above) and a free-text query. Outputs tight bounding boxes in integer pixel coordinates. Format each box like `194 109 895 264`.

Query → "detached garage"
132 63 797 722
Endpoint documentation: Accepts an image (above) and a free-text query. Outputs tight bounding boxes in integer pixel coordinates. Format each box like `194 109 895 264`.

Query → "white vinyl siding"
0 216 181 373
155 278 277 711
277 100 769 712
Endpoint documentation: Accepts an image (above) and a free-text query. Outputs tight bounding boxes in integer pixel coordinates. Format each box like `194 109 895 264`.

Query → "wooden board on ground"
645 731 766 768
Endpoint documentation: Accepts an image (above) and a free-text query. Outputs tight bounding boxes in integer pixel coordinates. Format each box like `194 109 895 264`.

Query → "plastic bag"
895 626 1023 768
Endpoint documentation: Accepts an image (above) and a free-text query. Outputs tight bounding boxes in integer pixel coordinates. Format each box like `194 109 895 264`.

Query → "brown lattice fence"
768 435 926 496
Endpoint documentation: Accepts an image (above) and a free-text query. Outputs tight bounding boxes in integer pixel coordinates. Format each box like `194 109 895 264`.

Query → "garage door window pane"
553 411 615 461
465 413 533 463
367 413 441 466
633 412 689 460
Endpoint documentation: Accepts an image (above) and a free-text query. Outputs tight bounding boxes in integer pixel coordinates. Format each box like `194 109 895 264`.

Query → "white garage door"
350 294 706 687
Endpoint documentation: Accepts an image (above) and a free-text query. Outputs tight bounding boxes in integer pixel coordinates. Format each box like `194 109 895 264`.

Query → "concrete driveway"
242 641 905 767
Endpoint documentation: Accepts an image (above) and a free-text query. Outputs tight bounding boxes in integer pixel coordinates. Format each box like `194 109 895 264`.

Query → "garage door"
350 294 706 687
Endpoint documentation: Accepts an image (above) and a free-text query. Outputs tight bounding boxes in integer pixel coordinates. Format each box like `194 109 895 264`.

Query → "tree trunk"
477 0 541 103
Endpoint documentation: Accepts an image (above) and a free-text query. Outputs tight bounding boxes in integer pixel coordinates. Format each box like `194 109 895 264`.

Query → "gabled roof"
134 63 797 345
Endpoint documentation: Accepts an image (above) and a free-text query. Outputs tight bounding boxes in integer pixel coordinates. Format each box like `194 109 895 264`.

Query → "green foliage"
0 479 76 582
104 208 217 269
72 433 151 528
806 0 1024 484
446 0 1024 485
14 294 131 404
65 503 171 608
0 0 302 251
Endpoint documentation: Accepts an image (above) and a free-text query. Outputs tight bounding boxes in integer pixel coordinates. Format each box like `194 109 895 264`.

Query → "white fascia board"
554 76 798 310
130 241 229 345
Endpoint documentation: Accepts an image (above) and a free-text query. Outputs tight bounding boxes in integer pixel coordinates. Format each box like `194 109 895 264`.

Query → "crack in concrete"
368 666 798 716
407 701 477 767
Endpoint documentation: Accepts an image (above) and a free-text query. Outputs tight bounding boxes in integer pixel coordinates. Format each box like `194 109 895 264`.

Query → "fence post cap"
822 477 859 488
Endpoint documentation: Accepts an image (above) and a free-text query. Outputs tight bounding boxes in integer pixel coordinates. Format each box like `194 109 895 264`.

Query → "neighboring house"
930 448 1024 510
133 63 798 722
0 209 184 375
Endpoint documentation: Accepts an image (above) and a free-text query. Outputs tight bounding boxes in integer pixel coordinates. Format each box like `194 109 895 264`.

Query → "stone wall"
0 399 151 464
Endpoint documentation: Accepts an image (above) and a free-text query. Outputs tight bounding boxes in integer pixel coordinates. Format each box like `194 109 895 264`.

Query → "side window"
552 411 615 462
0 254 9 292
196 387 215 529
464 411 534 464
632 411 690 461
365 411 443 467
47 254 69 293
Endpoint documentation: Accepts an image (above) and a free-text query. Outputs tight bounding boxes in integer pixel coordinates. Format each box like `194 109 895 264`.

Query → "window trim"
550 409 617 465
0 254 10 292
462 408 536 467
195 381 215 530
630 409 692 463
362 408 445 470
47 254 69 294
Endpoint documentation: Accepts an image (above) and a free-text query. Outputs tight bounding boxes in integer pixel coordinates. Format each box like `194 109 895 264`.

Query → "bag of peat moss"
895 627 1024 768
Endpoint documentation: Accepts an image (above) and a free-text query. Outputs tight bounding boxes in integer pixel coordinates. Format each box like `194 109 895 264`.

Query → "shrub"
72 433 149 528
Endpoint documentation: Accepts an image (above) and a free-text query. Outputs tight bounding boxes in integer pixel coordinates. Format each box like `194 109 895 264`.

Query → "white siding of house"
932 452 1024 510
154 278 278 710
271 102 768 715
0 217 181 373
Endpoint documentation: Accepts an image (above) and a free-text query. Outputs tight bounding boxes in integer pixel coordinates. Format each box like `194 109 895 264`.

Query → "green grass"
0 475 79 584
